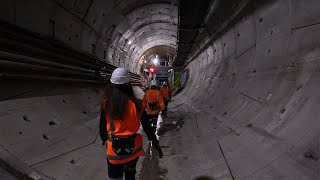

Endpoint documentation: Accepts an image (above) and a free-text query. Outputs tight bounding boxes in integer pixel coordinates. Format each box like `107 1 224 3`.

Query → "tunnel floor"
2 84 317 180
3 84 316 180
0 94 234 180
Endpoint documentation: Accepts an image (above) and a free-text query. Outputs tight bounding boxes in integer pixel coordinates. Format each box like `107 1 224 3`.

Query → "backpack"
147 90 159 111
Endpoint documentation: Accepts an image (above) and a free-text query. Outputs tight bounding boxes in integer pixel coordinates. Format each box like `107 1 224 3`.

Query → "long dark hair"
103 83 141 120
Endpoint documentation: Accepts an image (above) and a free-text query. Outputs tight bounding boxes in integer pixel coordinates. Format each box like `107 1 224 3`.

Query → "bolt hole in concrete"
42 134 49 140
304 151 319 161
253 69 257 73
18 131 22 135
246 123 253 127
280 108 286 114
62 99 66 103
237 33 240 37
289 63 296 68
82 111 87 114
23 115 31 122
296 85 303 91
70 160 75 164
223 112 227 116
259 17 263 22
48 121 56 126
268 49 271 54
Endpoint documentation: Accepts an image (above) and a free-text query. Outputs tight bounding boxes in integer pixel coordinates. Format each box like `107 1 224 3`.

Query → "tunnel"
1 0 320 179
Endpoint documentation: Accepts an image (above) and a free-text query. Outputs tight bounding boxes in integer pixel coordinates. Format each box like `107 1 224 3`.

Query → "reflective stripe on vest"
107 146 144 160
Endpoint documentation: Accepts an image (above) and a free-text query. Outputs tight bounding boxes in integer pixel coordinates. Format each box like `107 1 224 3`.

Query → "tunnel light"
128 40 132 45
153 58 158 65
153 55 159 65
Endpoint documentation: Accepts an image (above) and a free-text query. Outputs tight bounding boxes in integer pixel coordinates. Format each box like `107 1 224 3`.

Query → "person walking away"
160 81 171 117
141 80 165 158
100 68 145 180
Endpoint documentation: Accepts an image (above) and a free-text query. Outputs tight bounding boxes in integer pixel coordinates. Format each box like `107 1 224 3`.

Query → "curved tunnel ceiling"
0 0 178 74
106 2 178 73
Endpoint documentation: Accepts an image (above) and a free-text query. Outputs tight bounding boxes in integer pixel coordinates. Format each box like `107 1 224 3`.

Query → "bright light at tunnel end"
153 55 159 65
153 58 158 65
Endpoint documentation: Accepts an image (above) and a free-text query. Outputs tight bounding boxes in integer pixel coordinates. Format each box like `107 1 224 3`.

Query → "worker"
141 80 165 158
160 81 171 117
100 68 145 180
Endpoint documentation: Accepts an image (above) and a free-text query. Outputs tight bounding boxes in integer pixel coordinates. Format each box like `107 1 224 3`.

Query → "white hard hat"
150 80 157 87
110 68 130 84
163 81 167 85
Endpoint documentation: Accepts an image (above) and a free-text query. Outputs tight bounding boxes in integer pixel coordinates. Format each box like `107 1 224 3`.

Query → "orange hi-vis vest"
142 89 165 115
160 86 171 100
102 99 145 164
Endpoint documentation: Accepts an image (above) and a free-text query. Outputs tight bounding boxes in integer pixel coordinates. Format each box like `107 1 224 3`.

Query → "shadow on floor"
194 175 215 180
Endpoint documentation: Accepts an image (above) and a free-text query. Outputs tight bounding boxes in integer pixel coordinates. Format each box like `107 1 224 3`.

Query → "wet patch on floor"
157 112 185 136
138 144 168 180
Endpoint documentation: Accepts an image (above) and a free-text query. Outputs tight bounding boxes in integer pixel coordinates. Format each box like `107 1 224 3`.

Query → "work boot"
154 143 163 158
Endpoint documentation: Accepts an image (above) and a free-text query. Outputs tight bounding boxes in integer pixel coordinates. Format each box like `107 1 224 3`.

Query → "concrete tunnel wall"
0 0 177 179
0 0 320 179
172 0 320 179
0 0 177 73
0 81 105 179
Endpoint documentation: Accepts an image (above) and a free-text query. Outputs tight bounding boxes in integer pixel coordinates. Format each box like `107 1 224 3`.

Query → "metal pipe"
0 51 95 73
0 60 99 78
0 74 100 83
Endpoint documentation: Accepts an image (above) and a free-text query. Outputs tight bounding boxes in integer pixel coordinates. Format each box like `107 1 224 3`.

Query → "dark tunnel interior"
1 0 320 179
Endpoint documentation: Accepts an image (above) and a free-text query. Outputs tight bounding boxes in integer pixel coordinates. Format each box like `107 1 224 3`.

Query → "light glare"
153 58 158 65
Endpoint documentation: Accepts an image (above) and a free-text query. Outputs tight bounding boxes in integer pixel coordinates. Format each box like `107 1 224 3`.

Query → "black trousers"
140 111 159 144
163 98 168 112
107 158 139 180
